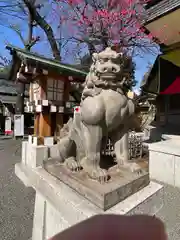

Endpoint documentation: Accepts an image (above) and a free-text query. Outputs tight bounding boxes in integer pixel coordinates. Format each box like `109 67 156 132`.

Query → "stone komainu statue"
55 47 155 183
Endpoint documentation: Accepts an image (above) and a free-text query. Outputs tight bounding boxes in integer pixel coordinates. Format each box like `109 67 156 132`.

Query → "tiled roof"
0 79 17 94
6 45 87 78
0 79 29 95
145 0 180 23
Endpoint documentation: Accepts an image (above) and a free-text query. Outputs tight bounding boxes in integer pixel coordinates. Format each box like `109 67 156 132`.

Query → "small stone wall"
149 139 180 187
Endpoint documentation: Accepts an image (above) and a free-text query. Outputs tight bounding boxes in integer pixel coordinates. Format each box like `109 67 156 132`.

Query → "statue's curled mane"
83 47 135 95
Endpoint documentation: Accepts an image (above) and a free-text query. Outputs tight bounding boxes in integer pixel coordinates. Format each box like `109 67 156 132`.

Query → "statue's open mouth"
101 73 116 78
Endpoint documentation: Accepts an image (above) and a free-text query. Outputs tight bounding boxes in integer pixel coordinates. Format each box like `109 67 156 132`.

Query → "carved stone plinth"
44 158 149 210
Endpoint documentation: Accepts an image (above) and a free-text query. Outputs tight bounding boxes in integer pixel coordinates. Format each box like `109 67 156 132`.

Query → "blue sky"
0 3 159 92
133 51 158 90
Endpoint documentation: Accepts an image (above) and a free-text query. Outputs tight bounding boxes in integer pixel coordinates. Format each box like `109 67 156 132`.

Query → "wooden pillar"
165 95 169 125
55 113 64 137
64 79 70 102
55 78 70 137
63 78 70 122
33 75 50 141
34 113 39 136
39 109 51 137
40 75 47 99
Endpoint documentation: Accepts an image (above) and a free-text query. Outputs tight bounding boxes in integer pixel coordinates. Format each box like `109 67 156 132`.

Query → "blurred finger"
49 214 167 240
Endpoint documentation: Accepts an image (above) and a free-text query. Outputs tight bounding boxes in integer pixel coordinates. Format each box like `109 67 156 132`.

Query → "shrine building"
6 45 87 144
141 0 180 127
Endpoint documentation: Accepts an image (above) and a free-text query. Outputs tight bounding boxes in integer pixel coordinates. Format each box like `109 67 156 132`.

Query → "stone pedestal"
16 141 164 240
44 159 150 211
149 138 180 187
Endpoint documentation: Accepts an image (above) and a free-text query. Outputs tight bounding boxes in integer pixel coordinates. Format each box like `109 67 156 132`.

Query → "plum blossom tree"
0 0 163 99
52 0 160 57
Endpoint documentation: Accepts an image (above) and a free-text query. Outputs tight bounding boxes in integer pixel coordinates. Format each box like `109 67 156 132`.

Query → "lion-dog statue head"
81 47 135 100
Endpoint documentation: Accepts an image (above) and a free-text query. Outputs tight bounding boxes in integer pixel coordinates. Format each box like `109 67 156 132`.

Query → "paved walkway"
0 138 180 239
0 139 35 240
157 184 180 240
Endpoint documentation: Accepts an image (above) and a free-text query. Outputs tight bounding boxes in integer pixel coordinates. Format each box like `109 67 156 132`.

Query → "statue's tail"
140 104 156 130
70 108 86 161
132 102 156 132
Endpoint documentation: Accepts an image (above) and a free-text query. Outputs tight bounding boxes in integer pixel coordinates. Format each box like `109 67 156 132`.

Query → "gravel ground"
0 139 35 240
0 138 180 240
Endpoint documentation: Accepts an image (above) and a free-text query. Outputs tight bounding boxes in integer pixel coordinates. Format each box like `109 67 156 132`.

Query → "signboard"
5 117 12 135
14 114 24 137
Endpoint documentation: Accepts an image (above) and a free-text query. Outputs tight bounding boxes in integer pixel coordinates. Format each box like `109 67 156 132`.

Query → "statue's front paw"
122 162 143 175
88 167 109 184
65 157 82 172
116 158 125 166
129 162 143 175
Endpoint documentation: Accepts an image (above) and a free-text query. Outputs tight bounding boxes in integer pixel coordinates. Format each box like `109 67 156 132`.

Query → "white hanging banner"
14 114 24 137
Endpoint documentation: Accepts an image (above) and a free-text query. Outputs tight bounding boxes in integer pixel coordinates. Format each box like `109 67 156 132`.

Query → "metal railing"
101 132 144 160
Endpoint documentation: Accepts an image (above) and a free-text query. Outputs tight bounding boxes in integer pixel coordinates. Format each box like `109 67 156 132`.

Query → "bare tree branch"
23 0 61 60
9 24 26 46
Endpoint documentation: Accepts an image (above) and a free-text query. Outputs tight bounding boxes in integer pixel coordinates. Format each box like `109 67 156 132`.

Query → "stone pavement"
156 184 180 240
0 139 35 240
0 138 180 240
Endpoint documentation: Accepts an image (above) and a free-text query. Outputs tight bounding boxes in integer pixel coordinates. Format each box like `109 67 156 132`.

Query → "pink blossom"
52 0 169 45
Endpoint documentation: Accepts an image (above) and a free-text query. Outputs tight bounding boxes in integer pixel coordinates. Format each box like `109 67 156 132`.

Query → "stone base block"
44 137 54 146
22 141 48 168
15 163 164 240
44 159 149 210
48 144 60 159
149 139 180 187
28 135 55 146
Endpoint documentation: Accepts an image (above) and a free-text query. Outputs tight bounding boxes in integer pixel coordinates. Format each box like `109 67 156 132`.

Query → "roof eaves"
145 0 180 24
6 45 87 78
160 42 180 53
